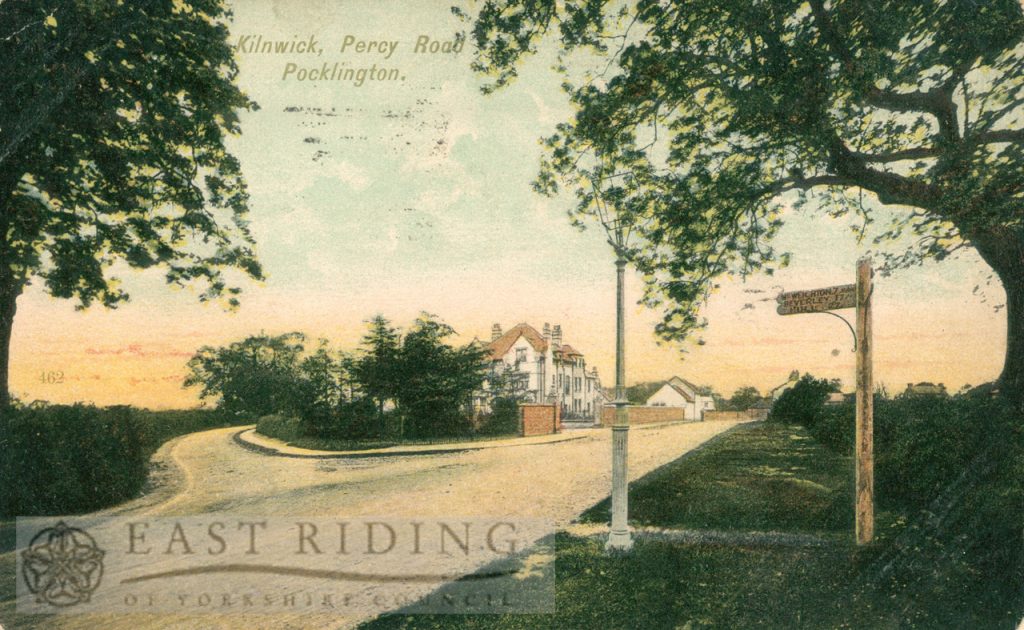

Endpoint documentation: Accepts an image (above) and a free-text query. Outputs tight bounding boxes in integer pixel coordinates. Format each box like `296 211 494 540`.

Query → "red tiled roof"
487 323 549 361
557 344 583 358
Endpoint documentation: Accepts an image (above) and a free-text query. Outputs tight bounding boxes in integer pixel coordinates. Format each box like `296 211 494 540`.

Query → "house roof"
668 375 700 394
904 382 947 395
487 323 549 361
648 377 699 404
557 344 583 358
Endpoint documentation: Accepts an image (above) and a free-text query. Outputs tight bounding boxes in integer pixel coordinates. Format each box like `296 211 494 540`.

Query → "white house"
645 376 715 421
482 322 604 420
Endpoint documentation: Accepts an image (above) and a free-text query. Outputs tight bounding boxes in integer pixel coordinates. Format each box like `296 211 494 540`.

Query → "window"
515 348 527 363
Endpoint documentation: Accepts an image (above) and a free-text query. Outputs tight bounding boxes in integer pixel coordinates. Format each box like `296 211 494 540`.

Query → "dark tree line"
184 313 492 439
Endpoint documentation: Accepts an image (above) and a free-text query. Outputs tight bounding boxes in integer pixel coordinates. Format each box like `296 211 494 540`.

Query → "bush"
767 374 837 427
0 405 241 517
479 398 520 435
255 414 305 443
775 383 1005 513
1 404 146 517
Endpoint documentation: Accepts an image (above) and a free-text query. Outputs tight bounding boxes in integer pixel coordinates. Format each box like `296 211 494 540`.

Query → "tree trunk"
0 278 20 409
969 227 1024 407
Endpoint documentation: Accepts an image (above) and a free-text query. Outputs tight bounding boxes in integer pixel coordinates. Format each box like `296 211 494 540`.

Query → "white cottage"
645 376 716 421
482 322 604 420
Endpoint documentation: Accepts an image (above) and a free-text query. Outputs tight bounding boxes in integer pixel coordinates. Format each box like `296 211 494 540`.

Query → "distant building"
644 376 716 421
824 391 854 406
770 370 802 400
481 322 604 420
903 382 948 397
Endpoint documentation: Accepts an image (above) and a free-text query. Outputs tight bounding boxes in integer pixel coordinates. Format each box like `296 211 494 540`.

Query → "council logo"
21 521 105 607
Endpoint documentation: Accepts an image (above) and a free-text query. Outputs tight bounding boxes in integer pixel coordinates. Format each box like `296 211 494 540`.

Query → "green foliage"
201 314 488 441
0 405 237 516
478 397 519 436
465 1 1024 395
396 313 488 439
353 315 401 406
0 0 262 405
768 374 839 426
184 332 311 420
254 414 304 444
723 386 764 411
582 422 853 533
0 0 261 306
624 381 661 404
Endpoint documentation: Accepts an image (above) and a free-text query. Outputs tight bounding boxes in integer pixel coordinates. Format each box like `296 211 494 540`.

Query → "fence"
599 405 687 426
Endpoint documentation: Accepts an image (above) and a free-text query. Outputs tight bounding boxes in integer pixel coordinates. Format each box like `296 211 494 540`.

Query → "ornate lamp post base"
605 531 633 552
605 422 633 551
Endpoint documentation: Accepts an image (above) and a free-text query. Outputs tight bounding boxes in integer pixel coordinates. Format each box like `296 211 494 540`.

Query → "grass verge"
358 421 1019 629
256 414 518 452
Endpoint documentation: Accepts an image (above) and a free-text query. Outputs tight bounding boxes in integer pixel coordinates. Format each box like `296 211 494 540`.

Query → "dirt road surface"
0 419 744 630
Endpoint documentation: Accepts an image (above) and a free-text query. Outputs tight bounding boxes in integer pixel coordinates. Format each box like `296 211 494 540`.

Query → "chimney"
543 323 551 340
552 324 562 348
491 323 502 341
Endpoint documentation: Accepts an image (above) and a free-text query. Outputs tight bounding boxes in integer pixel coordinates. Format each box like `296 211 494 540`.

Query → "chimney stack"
543 323 551 340
552 324 562 348
491 323 502 341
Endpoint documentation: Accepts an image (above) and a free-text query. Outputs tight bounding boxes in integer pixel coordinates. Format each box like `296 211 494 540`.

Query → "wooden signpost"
777 258 874 545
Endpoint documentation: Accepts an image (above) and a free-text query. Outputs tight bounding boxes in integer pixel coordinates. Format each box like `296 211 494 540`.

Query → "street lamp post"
606 244 633 551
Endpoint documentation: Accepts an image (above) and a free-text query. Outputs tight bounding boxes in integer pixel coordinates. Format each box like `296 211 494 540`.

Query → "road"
0 419 743 630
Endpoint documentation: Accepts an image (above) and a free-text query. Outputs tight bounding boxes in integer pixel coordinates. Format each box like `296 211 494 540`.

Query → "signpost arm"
855 258 874 545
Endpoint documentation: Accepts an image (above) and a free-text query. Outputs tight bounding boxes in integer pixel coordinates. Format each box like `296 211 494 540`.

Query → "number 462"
39 371 64 385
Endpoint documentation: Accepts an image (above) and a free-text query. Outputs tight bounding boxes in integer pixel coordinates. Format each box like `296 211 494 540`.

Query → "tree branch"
851 146 942 162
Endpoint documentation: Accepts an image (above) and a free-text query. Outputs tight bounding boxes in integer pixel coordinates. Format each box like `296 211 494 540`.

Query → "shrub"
479 398 520 435
0 405 242 517
255 414 305 443
768 374 838 427
781 387 1004 513
1 404 146 517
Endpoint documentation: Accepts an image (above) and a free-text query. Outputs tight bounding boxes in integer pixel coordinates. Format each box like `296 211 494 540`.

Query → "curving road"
0 419 744 630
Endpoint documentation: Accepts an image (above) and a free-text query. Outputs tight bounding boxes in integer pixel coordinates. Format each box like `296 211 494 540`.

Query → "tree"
295 341 351 436
0 0 261 406
769 373 841 426
465 0 1024 402
395 313 488 438
625 381 662 405
352 315 402 432
184 333 306 419
726 386 764 411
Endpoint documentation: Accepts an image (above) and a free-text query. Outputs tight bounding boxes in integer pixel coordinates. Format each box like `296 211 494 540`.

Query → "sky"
8 0 1007 408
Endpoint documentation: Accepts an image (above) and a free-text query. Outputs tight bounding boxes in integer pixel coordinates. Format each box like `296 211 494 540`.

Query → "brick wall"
520 404 560 436
599 405 687 426
704 409 769 422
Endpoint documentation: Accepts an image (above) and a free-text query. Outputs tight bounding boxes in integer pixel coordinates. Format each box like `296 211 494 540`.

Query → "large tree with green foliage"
352 315 402 431
464 0 1024 401
184 332 307 419
0 0 261 406
397 313 488 438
